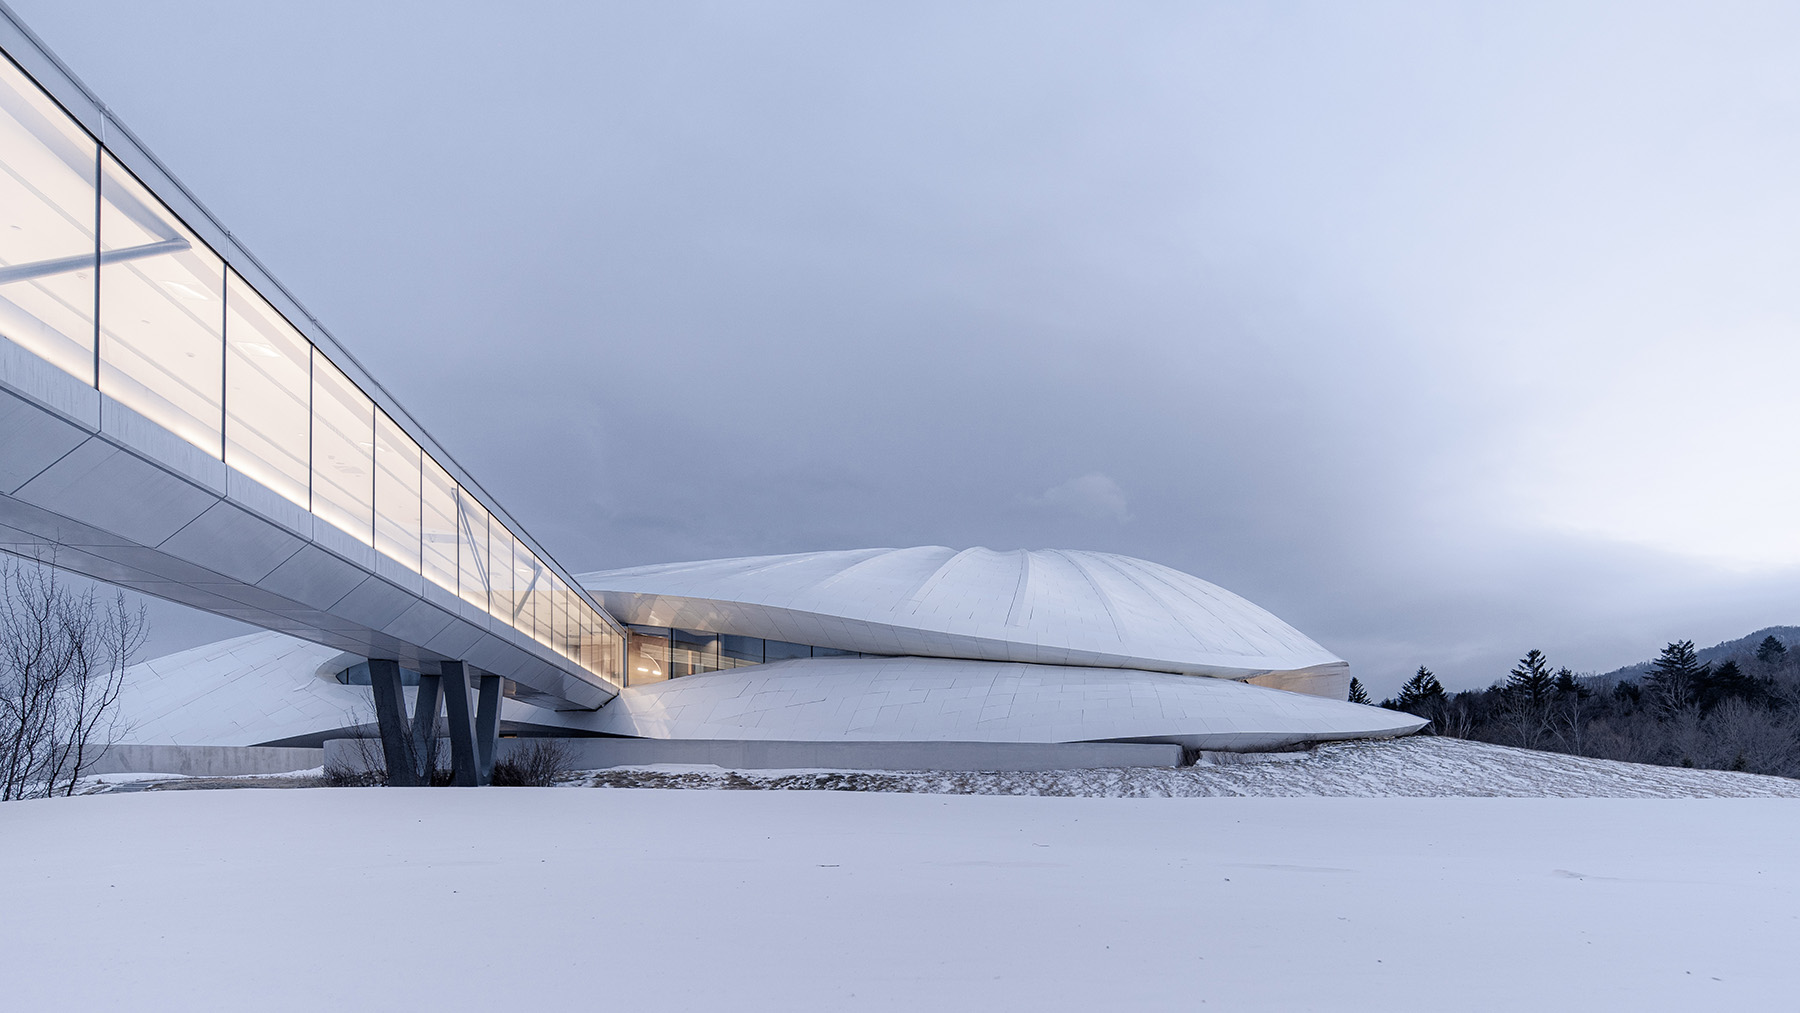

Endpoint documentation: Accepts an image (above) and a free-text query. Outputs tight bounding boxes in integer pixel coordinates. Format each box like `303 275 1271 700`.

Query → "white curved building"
576 548 1422 750
105 546 1420 763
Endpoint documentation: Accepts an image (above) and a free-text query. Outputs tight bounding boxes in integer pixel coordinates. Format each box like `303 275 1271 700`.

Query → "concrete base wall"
325 736 1182 774
86 744 324 777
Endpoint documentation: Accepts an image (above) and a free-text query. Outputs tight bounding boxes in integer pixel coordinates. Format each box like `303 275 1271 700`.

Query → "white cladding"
581 547 1345 680
593 655 1421 750
112 631 580 747
115 549 1409 755
114 633 363 747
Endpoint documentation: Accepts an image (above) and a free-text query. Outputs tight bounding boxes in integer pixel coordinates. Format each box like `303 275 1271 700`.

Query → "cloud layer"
15 0 1800 695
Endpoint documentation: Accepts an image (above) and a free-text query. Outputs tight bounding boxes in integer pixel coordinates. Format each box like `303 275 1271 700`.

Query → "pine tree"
1347 677 1371 705
1389 666 1446 713
1755 635 1787 665
1696 658 1768 712
1645 639 1704 714
1552 666 1587 699
1507 650 1555 707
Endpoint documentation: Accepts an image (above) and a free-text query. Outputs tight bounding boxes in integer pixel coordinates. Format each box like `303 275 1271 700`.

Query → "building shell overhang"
582 547 1349 690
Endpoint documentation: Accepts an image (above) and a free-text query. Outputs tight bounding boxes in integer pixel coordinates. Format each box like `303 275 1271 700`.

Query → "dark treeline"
1347 635 1800 778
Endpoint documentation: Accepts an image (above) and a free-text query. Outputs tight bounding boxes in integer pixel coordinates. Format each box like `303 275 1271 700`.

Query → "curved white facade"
581 547 1346 682
110 547 1420 757
110 630 597 747
594 655 1422 751
575 547 1418 749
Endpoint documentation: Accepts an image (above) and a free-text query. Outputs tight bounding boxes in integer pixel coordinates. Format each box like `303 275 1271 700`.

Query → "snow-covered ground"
3 743 1799 1011
584 735 1800 798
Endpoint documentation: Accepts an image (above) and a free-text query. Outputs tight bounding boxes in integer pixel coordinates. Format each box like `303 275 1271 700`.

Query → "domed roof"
579 547 1344 680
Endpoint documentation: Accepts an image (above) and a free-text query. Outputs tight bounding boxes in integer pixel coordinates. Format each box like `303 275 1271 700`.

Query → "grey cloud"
1031 473 1132 524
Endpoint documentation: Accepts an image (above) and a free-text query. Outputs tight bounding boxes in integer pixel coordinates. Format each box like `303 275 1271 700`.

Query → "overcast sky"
13 1 1800 695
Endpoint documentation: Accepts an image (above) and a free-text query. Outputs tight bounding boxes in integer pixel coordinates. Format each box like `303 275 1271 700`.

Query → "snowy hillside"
586 735 1800 798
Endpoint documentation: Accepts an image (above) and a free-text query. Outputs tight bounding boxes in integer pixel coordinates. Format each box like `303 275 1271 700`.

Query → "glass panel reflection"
374 409 421 570
721 634 764 667
552 578 571 658
100 152 224 457
487 523 516 622
520 550 549 645
626 627 669 685
310 348 373 544
671 628 718 678
577 612 599 673
224 269 309 508
420 456 458 593
0 57 98 384
611 625 879 686
764 640 811 663
456 486 490 611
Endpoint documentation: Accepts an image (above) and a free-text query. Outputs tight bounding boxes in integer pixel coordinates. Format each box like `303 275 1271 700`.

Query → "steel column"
366 658 418 786
410 673 442 783
441 661 481 786
475 674 503 783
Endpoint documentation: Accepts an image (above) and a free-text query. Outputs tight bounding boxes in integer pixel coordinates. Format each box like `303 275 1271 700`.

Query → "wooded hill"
1352 626 1800 779
1596 626 1800 683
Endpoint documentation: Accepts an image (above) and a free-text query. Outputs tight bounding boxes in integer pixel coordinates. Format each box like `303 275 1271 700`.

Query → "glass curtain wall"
420 457 459 593
310 348 374 545
626 628 670 685
99 151 225 457
0 53 625 686
552 578 570 657
224 269 309 508
488 524 517 624
516 549 547 644
620 627 876 686
456 487 490 612
670 629 719 678
374 409 422 569
0 55 97 384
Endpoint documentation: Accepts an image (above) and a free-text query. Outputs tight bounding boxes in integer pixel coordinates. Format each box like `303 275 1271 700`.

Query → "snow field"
0 787 1796 1011
582 735 1800 797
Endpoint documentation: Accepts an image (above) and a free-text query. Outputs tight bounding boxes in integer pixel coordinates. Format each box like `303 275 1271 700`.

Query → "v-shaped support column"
475 673 503 783
373 660 495 787
367 658 419 786
441 661 482 786
410 673 443 782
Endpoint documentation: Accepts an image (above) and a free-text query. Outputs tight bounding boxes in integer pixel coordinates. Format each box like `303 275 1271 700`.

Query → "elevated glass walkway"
0 10 623 709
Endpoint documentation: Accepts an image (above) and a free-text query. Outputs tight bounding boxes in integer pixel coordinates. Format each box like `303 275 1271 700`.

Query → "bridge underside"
0 342 616 711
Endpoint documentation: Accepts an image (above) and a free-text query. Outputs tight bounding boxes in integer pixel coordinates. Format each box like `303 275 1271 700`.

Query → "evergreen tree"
1696 658 1768 712
1388 666 1446 714
1645 639 1705 713
1755 635 1787 665
1507 649 1555 707
1553 666 1587 699
1347 677 1371 705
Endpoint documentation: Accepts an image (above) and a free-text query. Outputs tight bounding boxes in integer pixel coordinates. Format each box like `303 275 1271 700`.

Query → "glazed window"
224 269 309 508
0 55 99 384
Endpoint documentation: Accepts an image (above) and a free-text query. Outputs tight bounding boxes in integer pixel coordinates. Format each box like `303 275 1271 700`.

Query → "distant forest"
1350 628 1800 778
